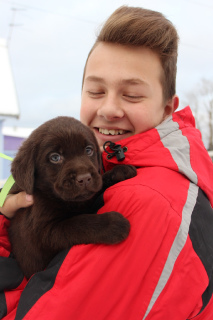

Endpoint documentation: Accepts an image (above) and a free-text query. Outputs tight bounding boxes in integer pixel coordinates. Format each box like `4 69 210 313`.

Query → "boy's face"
81 42 177 150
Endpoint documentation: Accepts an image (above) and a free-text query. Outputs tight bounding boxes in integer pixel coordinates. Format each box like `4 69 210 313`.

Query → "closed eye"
123 95 143 101
87 91 105 98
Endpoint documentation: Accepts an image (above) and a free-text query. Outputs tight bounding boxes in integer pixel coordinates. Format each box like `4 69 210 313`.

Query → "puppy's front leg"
102 165 137 190
44 212 130 250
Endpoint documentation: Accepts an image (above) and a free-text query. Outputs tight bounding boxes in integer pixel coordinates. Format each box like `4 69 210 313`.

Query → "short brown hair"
83 6 179 102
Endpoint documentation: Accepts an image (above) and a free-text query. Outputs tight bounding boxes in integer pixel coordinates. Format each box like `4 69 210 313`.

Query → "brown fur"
8 116 136 279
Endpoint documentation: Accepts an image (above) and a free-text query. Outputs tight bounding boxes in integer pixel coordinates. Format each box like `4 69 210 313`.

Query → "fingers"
0 192 34 219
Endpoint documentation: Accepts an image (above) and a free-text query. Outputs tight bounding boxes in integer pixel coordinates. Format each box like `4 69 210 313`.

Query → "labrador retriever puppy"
9 116 136 279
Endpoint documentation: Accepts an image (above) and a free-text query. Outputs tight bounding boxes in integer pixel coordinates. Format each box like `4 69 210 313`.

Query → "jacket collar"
102 106 213 206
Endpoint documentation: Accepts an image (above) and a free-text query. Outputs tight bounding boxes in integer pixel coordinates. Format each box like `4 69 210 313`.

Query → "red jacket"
1 106 213 319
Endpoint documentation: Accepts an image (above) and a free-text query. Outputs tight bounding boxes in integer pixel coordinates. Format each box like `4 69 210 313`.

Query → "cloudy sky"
0 0 213 129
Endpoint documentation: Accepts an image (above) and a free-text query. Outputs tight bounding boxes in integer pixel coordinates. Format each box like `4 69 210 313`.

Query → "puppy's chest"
33 195 101 220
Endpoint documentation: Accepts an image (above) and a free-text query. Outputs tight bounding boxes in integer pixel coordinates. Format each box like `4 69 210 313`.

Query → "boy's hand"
0 192 34 219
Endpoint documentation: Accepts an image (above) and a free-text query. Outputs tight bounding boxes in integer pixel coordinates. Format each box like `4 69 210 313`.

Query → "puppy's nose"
76 173 92 187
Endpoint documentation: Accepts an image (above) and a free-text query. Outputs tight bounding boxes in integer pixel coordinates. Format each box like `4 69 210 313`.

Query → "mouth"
55 189 98 202
97 128 130 136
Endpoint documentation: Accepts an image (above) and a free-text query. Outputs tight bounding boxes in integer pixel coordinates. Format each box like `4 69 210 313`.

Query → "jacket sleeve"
0 214 11 258
187 188 213 319
101 182 213 320
0 214 27 320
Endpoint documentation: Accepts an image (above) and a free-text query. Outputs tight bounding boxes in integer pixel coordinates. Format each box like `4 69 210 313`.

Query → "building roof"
0 38 20 118
3 126 33 138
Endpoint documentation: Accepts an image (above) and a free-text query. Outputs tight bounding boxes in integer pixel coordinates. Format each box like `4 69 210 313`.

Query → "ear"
11 138 36 195
163 95 179 118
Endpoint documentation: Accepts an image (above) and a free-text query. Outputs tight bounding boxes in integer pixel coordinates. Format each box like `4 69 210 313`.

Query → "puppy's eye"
85 146 94 156
49 153 62 163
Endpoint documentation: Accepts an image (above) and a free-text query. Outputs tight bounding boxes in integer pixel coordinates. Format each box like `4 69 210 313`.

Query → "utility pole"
7 7 24 47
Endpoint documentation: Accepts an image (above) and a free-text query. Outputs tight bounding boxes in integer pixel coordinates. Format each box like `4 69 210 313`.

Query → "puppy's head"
11 117 102 201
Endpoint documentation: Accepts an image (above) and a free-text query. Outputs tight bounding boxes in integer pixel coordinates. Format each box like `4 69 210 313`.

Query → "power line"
0 0 98 25
186 0 213 9
180 41 213 51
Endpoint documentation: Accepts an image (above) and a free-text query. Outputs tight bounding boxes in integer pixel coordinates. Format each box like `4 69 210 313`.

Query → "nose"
97 94 124 121
76 173 92 187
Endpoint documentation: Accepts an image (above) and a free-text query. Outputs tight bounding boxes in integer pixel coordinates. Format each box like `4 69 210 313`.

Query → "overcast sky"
0 0 213 129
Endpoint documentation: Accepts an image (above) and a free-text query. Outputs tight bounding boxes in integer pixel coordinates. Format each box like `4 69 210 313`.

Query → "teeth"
99 128 126 135
109 129 118 135
118 129 125 134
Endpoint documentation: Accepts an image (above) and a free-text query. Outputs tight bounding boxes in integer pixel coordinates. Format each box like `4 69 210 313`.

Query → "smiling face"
80 42 178 150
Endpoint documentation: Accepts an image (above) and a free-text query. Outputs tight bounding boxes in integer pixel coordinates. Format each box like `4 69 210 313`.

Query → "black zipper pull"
103 141 127 161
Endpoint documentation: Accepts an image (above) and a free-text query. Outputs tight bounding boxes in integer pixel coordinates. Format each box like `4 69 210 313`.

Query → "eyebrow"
85 76 149 87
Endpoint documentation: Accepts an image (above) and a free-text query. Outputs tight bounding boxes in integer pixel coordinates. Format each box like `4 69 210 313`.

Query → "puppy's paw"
111 165 137 182
103 165 137 188
103 211 130 244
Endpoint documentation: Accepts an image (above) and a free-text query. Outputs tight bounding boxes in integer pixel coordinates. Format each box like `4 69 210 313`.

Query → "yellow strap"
0 152 13 161
0 153 15 207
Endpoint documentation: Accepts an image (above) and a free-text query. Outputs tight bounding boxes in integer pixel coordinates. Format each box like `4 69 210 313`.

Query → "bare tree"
199 79 213 150
183 91 202 132
183 79 213 150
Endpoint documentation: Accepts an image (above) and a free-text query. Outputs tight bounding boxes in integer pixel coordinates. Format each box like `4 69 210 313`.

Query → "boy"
1 6 213 319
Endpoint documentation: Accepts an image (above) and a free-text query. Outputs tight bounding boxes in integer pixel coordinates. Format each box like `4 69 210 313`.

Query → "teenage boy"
1 6 213 320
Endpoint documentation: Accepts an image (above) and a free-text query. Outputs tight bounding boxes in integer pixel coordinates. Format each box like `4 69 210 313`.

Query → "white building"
0 38 20 179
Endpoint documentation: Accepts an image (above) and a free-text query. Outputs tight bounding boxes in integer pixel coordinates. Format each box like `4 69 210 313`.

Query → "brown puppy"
9 116 136 279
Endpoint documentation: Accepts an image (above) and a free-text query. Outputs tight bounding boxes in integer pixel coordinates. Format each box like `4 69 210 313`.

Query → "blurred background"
0 0 213 181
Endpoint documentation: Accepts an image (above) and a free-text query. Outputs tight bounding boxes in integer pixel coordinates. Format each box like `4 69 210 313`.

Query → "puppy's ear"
11 138 36 195
97 146 102 174
85 127 102 172
93 133 102 173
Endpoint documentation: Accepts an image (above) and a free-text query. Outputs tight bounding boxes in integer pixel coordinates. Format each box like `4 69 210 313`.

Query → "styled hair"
83 6 179 102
